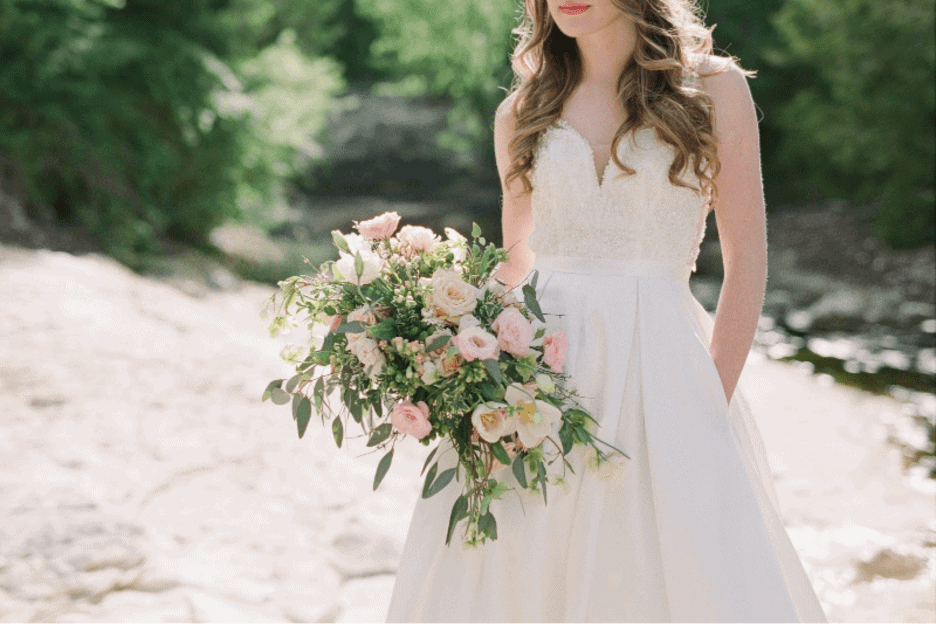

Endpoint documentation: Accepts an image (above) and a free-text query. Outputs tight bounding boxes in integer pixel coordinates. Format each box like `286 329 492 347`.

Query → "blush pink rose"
355 211 401 240
396 225 440 257
542 331 569 372
390 399 432 439
327 314 343 331
491 307 534 357
451 326 499 362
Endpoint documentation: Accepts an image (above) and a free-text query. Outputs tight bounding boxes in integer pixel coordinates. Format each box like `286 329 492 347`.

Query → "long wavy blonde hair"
504 0 753 208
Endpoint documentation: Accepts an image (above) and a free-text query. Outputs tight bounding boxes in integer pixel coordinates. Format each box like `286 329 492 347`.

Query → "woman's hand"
491 94 536 291
701 57 769 406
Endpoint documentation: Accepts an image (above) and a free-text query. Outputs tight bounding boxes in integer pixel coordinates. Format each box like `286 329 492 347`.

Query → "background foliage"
0 0 931 263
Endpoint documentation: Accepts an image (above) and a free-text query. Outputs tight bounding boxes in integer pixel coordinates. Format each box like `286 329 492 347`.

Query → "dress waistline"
533 255 690 282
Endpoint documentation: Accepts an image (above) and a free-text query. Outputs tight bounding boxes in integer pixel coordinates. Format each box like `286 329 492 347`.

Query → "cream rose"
396 225 440 256
429 268 479 323
348 336 386 379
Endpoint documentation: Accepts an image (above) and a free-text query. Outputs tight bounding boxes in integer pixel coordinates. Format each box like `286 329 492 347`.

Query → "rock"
854 547 927 582
186 589 282 623
328 523 401 579
88 588 194 622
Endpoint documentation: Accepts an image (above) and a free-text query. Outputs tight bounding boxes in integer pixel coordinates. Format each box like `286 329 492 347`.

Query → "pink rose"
354 211 401 240
451 326 499 362
327 314 343 331
542 331 569 372
491 307 534 357
396 225 440 257
390 399 432 439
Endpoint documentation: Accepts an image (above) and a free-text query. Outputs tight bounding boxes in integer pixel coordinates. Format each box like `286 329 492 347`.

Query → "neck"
575 16 637 87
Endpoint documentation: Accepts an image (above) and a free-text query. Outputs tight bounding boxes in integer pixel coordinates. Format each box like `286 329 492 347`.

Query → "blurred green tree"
766 0 935 248
0 0 345 264
355 0 519 165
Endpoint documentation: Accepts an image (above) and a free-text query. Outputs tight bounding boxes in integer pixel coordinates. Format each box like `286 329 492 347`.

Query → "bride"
385 0 828 621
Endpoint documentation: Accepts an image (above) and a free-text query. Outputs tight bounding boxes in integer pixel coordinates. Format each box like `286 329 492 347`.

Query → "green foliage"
356 0 520 158
0 0 345 264
766 0 935 248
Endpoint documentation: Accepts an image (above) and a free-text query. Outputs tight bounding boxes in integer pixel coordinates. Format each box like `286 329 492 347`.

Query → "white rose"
333 249 382 285
445 227 468 263
396 225 440 256
430 268 478 323
348 336 386 379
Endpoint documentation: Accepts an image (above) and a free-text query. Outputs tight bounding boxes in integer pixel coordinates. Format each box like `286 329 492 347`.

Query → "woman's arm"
701 59 769 405
492 94 536 291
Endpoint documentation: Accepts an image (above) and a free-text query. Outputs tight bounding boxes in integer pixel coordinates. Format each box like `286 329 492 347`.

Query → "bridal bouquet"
262 211 628 547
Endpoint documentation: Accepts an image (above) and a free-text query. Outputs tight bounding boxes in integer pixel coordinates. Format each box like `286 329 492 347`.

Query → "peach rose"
437 350 464 377
396 225 440 256
390 399 432 439
451 326 499 362
491 307 534 357
354 211 401 240
543 330 569 372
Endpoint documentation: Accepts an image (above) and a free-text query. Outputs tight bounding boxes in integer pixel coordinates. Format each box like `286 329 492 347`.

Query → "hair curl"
504 0 754 211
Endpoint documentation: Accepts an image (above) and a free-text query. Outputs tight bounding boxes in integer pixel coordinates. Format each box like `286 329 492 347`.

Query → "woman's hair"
504 0 754 208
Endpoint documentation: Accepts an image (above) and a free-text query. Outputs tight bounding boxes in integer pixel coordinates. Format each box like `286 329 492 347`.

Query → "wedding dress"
384 118 828 622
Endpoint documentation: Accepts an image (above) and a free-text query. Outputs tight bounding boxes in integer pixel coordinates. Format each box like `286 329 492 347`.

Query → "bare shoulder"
694 54 758 137
494 90 520 132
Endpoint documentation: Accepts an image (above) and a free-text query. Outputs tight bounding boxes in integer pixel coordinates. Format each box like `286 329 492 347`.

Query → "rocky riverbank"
0 244 933 622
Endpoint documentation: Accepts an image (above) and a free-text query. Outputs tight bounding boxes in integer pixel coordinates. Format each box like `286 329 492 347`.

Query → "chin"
548 1 624 38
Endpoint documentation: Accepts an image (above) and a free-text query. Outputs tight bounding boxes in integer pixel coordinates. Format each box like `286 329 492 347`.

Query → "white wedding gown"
385 119 828 622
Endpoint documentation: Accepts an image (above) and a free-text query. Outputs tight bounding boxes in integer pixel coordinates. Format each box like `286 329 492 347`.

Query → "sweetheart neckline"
550 119 655 190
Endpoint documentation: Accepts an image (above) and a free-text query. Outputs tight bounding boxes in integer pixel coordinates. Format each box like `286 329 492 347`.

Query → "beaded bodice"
528 119 711 281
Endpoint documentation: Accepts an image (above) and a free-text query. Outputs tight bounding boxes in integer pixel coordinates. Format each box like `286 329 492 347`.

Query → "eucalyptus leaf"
262 379 284 402
373 448 394 491
421 445 439 476
425 467 456 498
291 392 302 420
367 318 397 340
537 461 548 505
490 441 511 466
332 415 343 448
479 510 497 540
421 462 439 498
285 374 302 393
446 494 469 545
482 358 502 385
296 397 312 439
426 334 450 352
270 387 291 405
332 321 365 334
522 284 545 323
366 422 393 447
559 426 573 455
313 378 324 410
332 230 350 253
530 270 539 290
512 453 527 488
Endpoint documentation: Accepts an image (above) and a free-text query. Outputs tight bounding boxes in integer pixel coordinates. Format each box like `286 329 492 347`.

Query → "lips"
559 2 590 15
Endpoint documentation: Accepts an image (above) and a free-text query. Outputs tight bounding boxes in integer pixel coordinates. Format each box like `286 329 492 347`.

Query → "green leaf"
530 269 539 290
421 445 439 476
313 378 324 410
421 462 439 498
512 452 527 488
559 426 573 455
425 467 457 498
479 381 500 402
367 422 393 447
291 393 302 420
332 230 351 253
537 461 547 505
296 397 312 439
373 448 394 491
270 388 291 405
479 510 497 540
349 395 363 423
482 358 502 385
332 415 344 447
285 374 302 393
367 318 397 341
534 326 546 339
426 334 450 352
372 397 383 418
471 222 482 238
522 284 545 323
333 321 365 334
446 494 469 545
490 441 511 466
262 379 284 401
